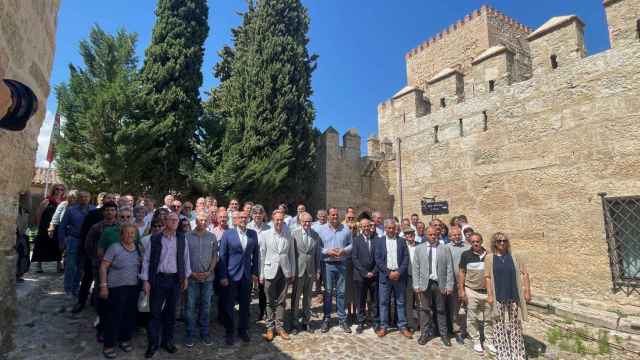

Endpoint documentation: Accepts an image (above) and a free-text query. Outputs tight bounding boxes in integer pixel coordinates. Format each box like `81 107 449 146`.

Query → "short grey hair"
251 204 265 217
383 218 396 227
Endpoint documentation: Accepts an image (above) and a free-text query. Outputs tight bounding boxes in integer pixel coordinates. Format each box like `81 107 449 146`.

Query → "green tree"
198 0 317 206
56 26 143 195
138 0 209 193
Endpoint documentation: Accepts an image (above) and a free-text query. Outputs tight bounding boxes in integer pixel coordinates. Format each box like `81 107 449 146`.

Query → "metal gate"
600 193 640 296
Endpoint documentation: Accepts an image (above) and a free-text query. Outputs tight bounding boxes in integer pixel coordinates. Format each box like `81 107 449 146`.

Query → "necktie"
428 246 433 277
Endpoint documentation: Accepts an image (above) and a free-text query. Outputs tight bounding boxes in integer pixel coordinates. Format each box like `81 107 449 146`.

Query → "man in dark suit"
219 210 260 345
351 218 378 334
375 218 413 338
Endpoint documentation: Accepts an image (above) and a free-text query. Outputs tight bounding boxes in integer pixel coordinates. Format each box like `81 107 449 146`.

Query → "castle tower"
528 15 587 75
604 0 640 48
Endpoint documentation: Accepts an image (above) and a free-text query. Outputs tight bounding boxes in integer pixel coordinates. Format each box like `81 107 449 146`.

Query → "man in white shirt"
402 226 419 331
374 219 412 339
413 225 454 347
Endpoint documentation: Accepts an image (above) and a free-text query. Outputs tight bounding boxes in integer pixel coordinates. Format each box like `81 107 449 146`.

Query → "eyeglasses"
152 224 163 229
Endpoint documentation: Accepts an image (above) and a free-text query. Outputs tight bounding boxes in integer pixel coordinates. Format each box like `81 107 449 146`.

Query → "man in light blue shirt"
316 207 352 333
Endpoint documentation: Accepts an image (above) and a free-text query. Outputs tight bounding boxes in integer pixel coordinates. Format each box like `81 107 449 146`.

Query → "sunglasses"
152 224 163 228
496 239 509 243
119 215 132 219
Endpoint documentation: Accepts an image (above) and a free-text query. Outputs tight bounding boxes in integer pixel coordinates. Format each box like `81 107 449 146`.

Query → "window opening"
550 54 558 70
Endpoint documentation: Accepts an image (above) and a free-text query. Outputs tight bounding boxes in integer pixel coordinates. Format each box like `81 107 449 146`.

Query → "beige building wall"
372 2 640 304
0 0 61 353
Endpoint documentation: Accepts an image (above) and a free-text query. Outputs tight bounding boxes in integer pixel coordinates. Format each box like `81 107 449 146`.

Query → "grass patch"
545 326 610 355
597 330 610 355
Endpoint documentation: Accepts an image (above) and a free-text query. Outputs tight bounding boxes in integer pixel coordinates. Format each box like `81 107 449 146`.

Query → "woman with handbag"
484 232 532 360
99 223 142 358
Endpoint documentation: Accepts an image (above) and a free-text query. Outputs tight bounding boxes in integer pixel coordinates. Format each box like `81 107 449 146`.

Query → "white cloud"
35 110 55 167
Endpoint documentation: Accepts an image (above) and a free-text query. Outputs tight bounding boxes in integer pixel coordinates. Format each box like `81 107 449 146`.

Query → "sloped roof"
392 86 418 99
427 67 461 84
32 167 62 186
471 45 511 64
528 15 584 41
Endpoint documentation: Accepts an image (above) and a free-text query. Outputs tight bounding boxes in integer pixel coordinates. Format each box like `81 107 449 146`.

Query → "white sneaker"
486 343 497 354
473 341 484 353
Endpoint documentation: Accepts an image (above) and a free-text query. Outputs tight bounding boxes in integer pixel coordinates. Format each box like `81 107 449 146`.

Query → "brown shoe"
263 329 275 342
277 329 290 340
401 328 413 339
376 328 387 337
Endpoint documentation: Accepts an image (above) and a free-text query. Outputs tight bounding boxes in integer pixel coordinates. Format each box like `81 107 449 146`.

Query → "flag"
46 111 60 163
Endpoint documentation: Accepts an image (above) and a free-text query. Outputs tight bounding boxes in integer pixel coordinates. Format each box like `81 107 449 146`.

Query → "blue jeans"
185 281 214 338
63 236 81 296
379 276 408 330
323 261 346 322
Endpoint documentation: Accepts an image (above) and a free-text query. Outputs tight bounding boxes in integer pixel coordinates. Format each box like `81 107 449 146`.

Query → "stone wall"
374 2 640 304
605 0 640 48
312 128 393 217
312 1 640 306
0 0 60 354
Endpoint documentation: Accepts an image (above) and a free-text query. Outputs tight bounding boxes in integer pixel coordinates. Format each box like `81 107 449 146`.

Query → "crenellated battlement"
405 5 532 61
381 0 640 142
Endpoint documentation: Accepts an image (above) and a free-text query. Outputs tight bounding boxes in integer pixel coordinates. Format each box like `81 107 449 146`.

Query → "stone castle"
314 0 640 306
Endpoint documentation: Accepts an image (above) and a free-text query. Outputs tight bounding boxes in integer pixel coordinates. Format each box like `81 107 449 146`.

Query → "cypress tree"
206 0 318 206
138 0 209 193
56 26 143 195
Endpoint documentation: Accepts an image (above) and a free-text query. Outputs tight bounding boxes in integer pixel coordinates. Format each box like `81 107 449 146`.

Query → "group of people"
31 185 532 360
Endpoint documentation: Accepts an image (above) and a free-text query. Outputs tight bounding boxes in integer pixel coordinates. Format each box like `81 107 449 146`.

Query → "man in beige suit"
290 212 321 333
259 212 295 341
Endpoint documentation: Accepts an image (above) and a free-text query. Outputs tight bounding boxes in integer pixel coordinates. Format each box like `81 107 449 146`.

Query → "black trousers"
354 277 378 325
222 277 251 336
104 285 138 348
77 256 93 306
418 280 448 336
258 283 267 320
148 274 180 347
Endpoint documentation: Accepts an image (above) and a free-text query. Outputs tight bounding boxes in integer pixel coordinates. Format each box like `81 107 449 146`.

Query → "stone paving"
9 267 637 360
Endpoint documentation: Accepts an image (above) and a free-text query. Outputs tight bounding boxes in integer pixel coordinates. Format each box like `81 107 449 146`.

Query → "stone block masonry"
320 0 640 307
0 0 61 354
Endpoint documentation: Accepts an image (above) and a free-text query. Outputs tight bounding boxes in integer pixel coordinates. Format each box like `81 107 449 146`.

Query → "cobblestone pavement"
9 268 636 360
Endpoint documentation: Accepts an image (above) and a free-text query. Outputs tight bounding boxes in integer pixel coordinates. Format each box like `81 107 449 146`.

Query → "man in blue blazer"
374 218 413 339
219 210 260 345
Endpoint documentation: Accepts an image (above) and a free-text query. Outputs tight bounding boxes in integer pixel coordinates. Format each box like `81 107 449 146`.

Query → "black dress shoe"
225 336 234 346
162 343 178 353
145 346 157 358
340 322 352 333
239 333 250 343
320 320 330 333
455 334 465 344
71 303 84 314
441 336 452 347
355 324 364 334
417 333 430 345
290 324 299 335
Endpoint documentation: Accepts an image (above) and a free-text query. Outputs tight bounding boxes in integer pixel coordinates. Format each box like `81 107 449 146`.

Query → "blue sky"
36 0 611 166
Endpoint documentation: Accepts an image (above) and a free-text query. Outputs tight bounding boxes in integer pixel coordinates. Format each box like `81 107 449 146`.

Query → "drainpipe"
396 137 404 220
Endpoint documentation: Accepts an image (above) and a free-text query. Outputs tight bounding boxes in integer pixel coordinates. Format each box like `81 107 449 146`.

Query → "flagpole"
43 162 51 197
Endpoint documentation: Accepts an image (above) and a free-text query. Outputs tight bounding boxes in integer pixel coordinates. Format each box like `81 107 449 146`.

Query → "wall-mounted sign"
421 200 449 215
